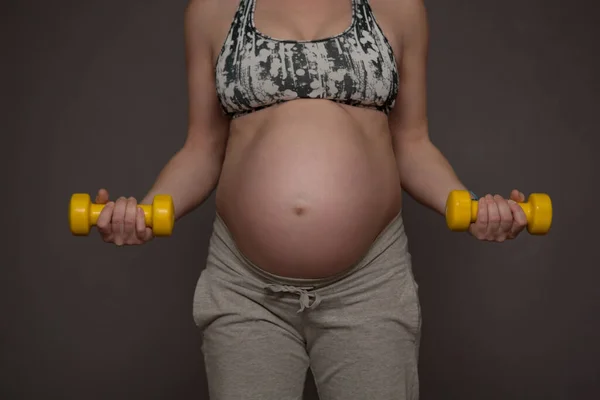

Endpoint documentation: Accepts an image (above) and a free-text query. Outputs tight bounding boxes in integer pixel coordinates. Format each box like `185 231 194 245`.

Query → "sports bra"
215 0 399 119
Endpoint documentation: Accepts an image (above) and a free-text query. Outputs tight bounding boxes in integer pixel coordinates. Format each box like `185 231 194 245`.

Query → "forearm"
141 144 224 220
396 137 468 215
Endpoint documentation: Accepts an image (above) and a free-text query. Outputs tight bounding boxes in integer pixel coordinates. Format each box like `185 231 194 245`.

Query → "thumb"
509 189 525 203
95 188 110 204
142 228 154 242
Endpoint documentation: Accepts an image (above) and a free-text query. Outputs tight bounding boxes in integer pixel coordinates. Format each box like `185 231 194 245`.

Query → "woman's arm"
387 0 527 241
387 0 466 216
141 0 229 220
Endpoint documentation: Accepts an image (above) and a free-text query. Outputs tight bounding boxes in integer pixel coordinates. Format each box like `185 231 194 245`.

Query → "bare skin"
95 0 528 278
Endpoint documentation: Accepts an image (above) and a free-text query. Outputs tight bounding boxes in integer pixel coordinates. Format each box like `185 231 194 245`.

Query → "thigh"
202 318 309 400
306 259 421 400
308 320 419 400
194 268 309 400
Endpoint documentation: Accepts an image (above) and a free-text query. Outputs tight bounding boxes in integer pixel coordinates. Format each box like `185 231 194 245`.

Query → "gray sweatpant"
192 211 421 400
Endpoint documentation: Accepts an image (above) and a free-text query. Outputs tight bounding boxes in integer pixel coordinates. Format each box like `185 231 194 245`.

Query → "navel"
293 206 307 216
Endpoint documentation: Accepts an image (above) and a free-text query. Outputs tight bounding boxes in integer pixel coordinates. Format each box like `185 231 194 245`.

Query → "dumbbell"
445 190 552 235
68 193 175 236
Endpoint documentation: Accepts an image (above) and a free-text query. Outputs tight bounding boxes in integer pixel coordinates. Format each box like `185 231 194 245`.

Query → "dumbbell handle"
466 200 536 224
86 203 156 227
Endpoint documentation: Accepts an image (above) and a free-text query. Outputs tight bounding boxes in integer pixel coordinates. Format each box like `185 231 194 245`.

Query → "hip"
193 207 420 340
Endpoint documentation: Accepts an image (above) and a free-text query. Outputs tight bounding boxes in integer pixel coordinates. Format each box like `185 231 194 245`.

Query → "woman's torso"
207 0 405 278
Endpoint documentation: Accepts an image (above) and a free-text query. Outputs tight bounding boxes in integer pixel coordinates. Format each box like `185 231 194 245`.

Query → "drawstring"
265 284 322 313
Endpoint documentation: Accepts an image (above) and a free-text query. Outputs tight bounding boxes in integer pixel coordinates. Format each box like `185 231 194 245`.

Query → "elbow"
392 121 431 152
394 131 432 161
183 127 228 161
393 126 430 146
180 135 227 181
393 131 442 183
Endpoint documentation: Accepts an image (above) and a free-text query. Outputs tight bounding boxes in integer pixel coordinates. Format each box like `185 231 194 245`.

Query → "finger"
508 200 528 238
472 197 488 239
495 195 513 235
141 227 154 242
97 201 115 238
485 195 500 239
95 188 110 204
135 207 147 240
111 197 128 245
123 197 138 239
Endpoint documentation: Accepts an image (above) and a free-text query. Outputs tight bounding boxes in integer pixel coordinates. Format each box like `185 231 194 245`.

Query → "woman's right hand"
95 188 154 246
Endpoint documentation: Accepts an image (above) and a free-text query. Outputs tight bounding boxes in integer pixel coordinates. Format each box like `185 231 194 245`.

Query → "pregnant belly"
215 102 402 278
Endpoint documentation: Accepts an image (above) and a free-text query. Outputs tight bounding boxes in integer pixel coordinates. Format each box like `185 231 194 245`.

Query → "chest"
253 0 354 42
211 0 401 61
213 0 401 116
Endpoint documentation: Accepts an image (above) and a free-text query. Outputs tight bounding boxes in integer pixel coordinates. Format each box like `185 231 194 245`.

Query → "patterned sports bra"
215 0 399 119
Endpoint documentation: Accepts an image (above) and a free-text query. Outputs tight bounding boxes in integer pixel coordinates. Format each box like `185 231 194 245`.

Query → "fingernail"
508 199 516 204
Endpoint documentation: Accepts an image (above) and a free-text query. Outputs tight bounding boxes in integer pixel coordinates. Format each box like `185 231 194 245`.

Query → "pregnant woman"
94 0 528 398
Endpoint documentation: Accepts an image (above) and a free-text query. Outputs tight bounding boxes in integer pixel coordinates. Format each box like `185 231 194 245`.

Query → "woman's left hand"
468 189 529 242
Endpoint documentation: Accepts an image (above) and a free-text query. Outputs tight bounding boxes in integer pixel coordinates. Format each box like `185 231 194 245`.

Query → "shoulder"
185 0 240 35
185 0 221 27
369 0 426 20
369 0 428 43
185 0 223 16
184 0 243 59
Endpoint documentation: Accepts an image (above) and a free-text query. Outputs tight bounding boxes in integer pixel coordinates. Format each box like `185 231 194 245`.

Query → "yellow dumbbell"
68 193 175 237
445 190 552 235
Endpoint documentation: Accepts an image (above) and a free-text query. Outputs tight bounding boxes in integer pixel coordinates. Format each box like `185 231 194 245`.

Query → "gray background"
4 0 599 399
